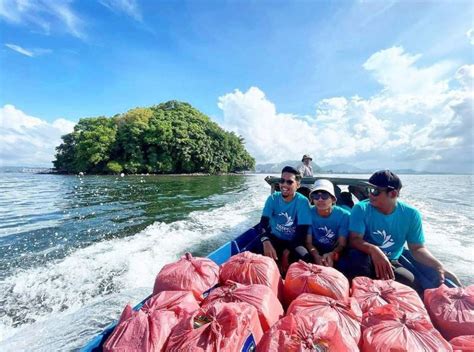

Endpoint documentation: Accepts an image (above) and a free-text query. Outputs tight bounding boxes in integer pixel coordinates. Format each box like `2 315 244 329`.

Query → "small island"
53 101 255 174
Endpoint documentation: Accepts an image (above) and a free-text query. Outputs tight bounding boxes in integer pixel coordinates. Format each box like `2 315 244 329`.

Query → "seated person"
305 179 350 268
259 166 312 272
348 185 369 201
339 191 354 212
345 170 461 291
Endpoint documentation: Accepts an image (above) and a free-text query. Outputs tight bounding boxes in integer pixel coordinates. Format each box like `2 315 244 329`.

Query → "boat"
81 176 458 351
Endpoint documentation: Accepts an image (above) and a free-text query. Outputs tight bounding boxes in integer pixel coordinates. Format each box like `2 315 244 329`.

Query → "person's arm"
350 233 394 280
259 216 278 260
408 243 462 286
305 232 322 265
321 237 346 267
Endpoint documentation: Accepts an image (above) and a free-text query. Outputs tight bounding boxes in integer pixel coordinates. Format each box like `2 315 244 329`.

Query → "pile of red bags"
153 252 219 301
165 302 263 351
257 313 359 351
287 293 362 345
220 251 282 297
201 280 283 332
284 260 349 304
104 291 199 352
351 276 427 315
424 284 474 340
360 304 452 352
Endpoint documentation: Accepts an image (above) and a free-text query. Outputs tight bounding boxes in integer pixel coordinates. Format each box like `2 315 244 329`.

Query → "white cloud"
99 0 142 22
218 47 473 173
467 28 474 45
0 0 86 39
4 43 52 57
0 105 76 167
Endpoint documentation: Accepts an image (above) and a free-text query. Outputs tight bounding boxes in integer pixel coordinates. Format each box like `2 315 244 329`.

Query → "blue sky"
0 0 473 172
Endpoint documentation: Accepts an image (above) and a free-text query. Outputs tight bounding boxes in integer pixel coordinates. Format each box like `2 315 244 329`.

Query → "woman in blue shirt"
305 179 350 268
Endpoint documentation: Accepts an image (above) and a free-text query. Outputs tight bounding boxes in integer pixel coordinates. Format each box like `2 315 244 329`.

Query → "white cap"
309 179 336 199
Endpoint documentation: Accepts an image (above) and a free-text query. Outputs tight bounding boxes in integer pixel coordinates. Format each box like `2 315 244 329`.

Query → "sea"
0 167 472 351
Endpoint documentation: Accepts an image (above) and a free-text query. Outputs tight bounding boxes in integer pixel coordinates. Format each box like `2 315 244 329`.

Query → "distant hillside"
321 163 369 173
255 160 322 174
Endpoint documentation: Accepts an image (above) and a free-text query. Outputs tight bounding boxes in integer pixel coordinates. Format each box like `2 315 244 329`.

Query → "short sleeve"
338 210 350 238
297 197 312 225
349 202 366 236
407 208 425 245
262 195 274 218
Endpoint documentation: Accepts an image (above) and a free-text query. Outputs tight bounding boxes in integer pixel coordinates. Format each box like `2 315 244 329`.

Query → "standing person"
259 166 312 273
305 179 350 268
298 154 314 177
346 170 461 290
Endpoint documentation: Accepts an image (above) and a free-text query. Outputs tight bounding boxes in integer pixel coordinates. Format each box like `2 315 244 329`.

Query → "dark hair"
281 165 301 181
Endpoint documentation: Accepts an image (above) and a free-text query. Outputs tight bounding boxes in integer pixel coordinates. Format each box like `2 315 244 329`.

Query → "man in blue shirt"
259 166 312 272
346 170 461 289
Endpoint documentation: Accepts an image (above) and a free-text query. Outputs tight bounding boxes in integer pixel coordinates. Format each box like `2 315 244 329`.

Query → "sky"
0 0 473 173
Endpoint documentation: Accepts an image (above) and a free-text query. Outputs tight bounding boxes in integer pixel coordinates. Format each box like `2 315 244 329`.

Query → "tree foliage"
53 101 255 174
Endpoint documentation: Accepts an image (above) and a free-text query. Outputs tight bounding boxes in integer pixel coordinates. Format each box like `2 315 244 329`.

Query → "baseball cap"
368 170 402 190
309 179 336 198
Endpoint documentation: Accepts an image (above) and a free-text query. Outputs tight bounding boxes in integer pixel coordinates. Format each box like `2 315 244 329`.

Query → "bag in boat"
284 260 349 305
165 301 263 352
351 276 428 315
153 252 219 301
449 335 474 352
361 304 452 352
287 293 362 345
104 291 199 352
103 305 178 352
257 313 359 352
201 280 283 332
219 251 282 298
424 284 474 340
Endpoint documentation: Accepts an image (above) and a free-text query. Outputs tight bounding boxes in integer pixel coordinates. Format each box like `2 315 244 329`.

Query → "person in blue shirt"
346 170 461 290
259 166 312 272
305 179 350 268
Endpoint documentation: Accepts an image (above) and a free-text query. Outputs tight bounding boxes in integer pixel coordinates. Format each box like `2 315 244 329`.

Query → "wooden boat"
81 176 457 351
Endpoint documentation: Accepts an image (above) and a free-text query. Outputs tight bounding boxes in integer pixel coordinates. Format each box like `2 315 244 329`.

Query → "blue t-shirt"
262 192 312 241
310 205 350 253
349 200 425 260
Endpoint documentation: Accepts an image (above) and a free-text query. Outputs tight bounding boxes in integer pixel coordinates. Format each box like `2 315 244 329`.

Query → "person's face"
311 191 333 211
303 158 311 165
368 187 396 209
279 172 298 198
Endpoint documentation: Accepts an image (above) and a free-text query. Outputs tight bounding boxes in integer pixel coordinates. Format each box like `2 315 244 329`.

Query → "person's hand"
435 265 445 286
263 241 278 260
281 249 290 273
321 252 334 267
311 251 322 265
370 247 394 280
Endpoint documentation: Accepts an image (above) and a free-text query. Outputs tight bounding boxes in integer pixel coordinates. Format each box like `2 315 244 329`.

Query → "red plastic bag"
352 276 428 315
165 302 263 352
104 291 199 352
257 313 359 351
201 280 283 332
284 260 349 304
287 293 362 345
424 284 474 341
361 304 452 352
220 251 282 298
153 252 219 301
103 305 179 352
450 335 474 351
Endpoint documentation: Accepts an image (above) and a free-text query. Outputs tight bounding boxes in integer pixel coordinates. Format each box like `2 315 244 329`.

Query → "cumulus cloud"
0 0 85 39
218 47 473 173
0 105 76 167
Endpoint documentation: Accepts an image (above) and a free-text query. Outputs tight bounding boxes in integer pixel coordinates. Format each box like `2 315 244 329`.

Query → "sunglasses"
279 178 295 186
311 192 331 200
368 187 394 196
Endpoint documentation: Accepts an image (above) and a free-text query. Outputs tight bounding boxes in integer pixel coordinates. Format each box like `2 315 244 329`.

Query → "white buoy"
79 172 84 176
120 173 125 177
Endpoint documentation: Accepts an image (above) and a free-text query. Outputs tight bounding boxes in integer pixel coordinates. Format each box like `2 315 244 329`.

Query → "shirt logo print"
319 226 336 239
278 212 294 227
373 229 395 249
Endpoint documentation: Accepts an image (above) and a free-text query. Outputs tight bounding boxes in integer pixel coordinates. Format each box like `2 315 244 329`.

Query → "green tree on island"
53 101 255 174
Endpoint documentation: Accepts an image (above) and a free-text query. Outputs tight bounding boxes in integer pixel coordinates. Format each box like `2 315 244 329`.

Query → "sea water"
0 168 472 351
